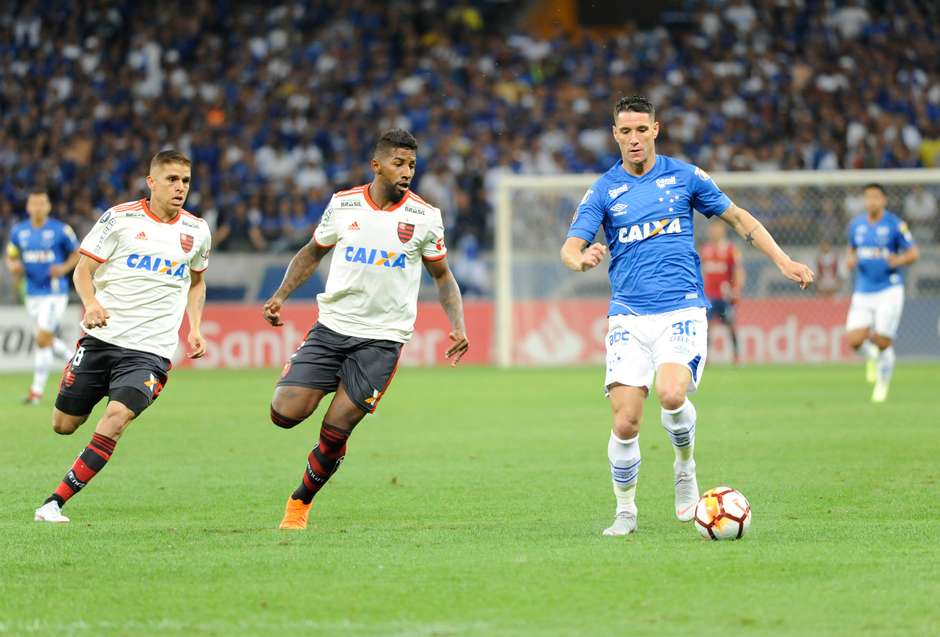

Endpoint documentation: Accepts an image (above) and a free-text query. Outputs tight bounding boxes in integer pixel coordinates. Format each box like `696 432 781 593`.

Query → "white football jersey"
313 185 447 342
78 199 211 359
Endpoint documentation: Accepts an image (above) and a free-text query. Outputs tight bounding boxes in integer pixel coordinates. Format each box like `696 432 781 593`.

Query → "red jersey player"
700 221 744 362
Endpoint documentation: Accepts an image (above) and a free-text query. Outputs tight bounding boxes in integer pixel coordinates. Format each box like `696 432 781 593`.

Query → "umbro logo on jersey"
126 254 188 277
618 218 683 244
348 221 360 231
344 246 406 269
611 203 629 216
136 231 147 240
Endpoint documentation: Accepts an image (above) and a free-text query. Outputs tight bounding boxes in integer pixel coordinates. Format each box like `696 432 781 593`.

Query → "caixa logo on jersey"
125 254 188 277
344 246 406 269
619 218 683 244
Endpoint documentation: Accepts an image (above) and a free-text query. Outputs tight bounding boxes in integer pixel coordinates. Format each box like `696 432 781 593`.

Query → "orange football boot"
279 497 312 530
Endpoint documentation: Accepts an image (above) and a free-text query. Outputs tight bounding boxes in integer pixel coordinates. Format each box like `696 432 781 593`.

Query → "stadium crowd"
1 0 939 255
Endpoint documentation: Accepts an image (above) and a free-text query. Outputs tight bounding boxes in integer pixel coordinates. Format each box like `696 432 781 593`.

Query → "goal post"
494 169 940 367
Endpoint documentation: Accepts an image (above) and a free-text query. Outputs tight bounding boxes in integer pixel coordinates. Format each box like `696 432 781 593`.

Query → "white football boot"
34 500 70 523
603 506 637 536
674 460 699 522
871 380 889 403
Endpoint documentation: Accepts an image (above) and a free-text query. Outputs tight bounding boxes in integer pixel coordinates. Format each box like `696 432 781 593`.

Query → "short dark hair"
374 128 418 157
27 186 49 197
613 95 655 121
863 183 886 195
150 149 192 173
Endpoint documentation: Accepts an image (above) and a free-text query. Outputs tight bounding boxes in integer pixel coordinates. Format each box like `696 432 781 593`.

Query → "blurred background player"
700 221 744 363
844 183 919 403
34 150 211 523
4 189 79 404
262 129 469 530
815 240 843 298
561 96 814 537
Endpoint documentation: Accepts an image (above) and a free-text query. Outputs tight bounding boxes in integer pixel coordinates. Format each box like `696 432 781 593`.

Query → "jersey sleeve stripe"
313 238 335 249
422 253 447 262
191 266 208 273
79 248 106 263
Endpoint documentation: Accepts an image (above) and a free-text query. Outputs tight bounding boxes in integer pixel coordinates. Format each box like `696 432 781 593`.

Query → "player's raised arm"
263 237 333 327
719 204 814 289
73 254 110 329
424 256 469 366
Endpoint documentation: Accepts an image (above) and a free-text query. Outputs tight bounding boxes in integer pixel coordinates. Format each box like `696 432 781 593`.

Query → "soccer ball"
694 486 752 540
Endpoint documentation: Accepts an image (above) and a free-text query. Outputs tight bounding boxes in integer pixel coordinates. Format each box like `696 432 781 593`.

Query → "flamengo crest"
180 233 194 252
397 222 415 243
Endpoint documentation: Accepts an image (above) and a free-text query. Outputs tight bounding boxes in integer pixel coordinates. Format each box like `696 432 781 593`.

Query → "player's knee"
657 386 687 411
846 331 867 350
35 330 54 348
612 410 641 439
52 411 85 435
871 335 892 350
270 404 304 429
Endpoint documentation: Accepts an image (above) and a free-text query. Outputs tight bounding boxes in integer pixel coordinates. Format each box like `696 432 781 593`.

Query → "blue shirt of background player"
847 211 915 293
8 219 79 296
567 155 732 316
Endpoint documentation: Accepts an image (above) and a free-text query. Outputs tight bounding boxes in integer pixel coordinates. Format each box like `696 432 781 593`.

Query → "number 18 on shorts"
604 307 708 392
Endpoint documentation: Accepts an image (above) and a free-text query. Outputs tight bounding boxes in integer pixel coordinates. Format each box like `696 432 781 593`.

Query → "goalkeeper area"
3 365 938 636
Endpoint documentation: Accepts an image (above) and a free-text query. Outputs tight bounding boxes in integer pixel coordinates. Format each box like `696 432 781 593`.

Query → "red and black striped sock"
46 433 117 507
291 423 350 504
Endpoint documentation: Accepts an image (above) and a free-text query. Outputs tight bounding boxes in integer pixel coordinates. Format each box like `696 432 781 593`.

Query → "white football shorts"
25 295 69 333
605 306 708 394
846 285 904 339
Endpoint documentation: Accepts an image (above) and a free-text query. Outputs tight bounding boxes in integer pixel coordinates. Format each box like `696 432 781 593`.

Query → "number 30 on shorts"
671 320 697 337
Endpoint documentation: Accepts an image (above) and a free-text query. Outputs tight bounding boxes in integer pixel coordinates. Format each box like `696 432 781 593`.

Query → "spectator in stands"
903 185 939 243
214 201 266 252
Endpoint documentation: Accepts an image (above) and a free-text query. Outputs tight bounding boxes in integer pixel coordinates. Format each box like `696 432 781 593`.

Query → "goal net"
494 169 940 366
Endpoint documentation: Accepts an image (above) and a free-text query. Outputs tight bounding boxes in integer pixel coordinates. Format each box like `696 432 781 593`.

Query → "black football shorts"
55 335 171 417
277 322 403 413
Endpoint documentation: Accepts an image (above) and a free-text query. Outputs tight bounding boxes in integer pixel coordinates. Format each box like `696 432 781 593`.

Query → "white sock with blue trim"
608 432 640 513
877 346 895 385
661 399 696 471
32 346 53 395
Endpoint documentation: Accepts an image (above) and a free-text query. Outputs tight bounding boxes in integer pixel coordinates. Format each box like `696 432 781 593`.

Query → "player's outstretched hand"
580 243 607 271
263 296 284 327
82 301 110 329
445 330 469 367
780 258 815 289
187 331 207 359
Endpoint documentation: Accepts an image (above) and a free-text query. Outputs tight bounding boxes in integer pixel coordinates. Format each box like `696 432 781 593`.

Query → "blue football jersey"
567 155 732 316
847 211 914 293
7 219 79 296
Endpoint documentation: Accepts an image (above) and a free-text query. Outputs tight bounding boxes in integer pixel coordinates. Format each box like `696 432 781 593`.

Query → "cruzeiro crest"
397 222 415 243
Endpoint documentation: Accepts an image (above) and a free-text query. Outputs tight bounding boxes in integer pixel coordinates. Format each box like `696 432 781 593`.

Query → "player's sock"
290 423 350 504
661 399 696 468
46 433 117 507
863 341 879 360
31 346 53 396
877 346 895 383
52 338 74 361
608 432 640 513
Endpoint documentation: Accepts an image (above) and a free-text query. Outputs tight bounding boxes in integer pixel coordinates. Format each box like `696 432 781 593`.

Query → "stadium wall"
2 298 937 372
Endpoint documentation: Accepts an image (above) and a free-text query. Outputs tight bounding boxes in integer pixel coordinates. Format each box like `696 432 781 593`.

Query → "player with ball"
561 96 814 537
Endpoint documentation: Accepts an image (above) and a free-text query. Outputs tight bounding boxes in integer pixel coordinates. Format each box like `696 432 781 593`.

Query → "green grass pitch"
1 363 938 636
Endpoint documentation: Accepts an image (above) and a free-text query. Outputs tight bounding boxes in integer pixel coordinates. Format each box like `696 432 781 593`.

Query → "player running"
700 221 745 363
33 150 211 523
5 189 80 404
264 129 469 530
561 96 814 536
844 183 919 403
